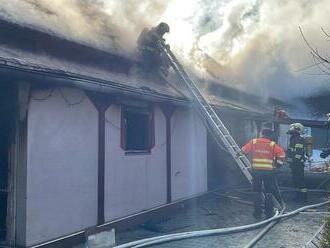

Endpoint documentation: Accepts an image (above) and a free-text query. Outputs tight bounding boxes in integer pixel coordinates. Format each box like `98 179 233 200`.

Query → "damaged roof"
0 18 274 116
0 45 186 102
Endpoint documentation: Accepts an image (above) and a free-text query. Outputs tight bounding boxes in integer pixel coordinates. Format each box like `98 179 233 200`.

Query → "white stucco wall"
104 105 167 221
278 124 290 150
24 89 208 244
171 107 207 201
26 88 98 246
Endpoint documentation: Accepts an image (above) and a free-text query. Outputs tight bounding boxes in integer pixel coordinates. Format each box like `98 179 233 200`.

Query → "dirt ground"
115 189 328 248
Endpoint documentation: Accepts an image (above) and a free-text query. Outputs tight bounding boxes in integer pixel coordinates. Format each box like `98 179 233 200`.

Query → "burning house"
0 15 287 248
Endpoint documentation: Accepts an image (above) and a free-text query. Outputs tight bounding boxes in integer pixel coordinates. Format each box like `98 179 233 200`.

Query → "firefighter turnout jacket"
137 28 165 53
287 135 306 163
242 137 286 171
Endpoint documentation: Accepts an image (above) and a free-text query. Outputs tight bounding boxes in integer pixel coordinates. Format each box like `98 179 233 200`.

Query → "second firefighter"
286 123 308 202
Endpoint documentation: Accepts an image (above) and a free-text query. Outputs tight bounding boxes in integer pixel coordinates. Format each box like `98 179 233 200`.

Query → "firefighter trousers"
290 163 307 201
252 172 282 217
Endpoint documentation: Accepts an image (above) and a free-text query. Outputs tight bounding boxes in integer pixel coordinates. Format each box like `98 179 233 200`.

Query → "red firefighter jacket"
242 137 285 171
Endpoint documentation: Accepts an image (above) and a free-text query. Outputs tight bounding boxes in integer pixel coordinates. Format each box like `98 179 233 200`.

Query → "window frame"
120 105 155 155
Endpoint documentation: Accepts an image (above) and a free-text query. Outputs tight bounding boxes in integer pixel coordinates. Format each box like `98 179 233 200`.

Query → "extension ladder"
160 43 253 184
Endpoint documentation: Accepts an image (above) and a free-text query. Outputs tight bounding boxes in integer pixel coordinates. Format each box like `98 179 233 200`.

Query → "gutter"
0 56 190 106
0 56 272 117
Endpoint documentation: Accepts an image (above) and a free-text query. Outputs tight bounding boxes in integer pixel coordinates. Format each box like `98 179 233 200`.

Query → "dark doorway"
0 82 16 242
206 113 249 190
207 132 238 189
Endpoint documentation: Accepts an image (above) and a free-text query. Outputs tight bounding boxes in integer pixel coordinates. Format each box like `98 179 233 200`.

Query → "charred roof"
0 17 279 117
0 18 134 75
299 92 330 118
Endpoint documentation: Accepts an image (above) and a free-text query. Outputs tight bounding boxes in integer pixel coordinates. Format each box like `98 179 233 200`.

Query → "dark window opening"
121 106 155 153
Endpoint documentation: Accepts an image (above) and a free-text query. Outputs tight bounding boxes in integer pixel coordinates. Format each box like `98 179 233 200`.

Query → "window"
121 106 155 153
311 127 328 149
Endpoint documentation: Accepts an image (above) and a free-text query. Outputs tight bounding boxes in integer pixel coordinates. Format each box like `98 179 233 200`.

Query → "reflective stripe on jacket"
287 135 305 163
242 137 286 171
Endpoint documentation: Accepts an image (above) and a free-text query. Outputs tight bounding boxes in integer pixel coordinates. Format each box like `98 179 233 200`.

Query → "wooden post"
86 92 113 225
160 104 176 204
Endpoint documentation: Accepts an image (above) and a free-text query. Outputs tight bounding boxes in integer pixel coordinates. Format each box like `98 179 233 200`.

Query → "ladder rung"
230 146 240 150
163 44 253 184
311 240 319 247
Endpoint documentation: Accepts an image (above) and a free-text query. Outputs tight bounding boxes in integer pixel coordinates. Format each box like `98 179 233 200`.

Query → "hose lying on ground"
243 204 285 248
243 185 287 248
234 187 330 195
244 220 278 248
223 187 328 247
114 200 330 248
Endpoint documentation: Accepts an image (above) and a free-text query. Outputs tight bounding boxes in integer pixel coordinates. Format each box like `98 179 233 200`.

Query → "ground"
115 189 328 248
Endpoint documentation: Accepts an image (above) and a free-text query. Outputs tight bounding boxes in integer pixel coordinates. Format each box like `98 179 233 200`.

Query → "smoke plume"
0 0 329 99
0 0 170 55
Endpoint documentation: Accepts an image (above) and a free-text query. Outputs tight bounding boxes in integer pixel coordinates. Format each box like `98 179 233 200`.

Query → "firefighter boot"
265 193 275 218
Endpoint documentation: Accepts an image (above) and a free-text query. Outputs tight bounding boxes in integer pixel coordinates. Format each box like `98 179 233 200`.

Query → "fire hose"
235 187 327 247
114 200 330 248
243 203 285 248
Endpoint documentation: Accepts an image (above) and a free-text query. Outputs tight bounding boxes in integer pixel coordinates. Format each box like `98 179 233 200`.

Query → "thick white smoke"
162 0 330 99
0 0 121 51
0 0 329 99
0 0 171 55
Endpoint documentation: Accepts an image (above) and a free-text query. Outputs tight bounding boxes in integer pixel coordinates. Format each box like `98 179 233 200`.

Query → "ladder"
304 224 325 248
160 43 253 184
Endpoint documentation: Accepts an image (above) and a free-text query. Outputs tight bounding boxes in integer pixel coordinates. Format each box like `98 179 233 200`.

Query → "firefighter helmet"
261 128 273 139
289 123 304 135
157 22 170 34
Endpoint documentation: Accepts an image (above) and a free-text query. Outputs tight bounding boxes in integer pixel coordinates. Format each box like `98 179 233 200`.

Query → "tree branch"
300 26 330 75
321 26 330 39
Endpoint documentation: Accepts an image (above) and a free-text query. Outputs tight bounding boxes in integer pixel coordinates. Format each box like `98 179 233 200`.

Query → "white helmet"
289 123 304 135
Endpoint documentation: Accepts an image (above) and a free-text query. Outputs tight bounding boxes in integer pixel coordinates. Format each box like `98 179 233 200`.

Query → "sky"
0 0 329 100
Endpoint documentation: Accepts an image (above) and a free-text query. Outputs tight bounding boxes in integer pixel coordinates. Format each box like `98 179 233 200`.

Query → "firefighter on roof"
242 128 285 219
137 22 171 82
286 123 308 202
